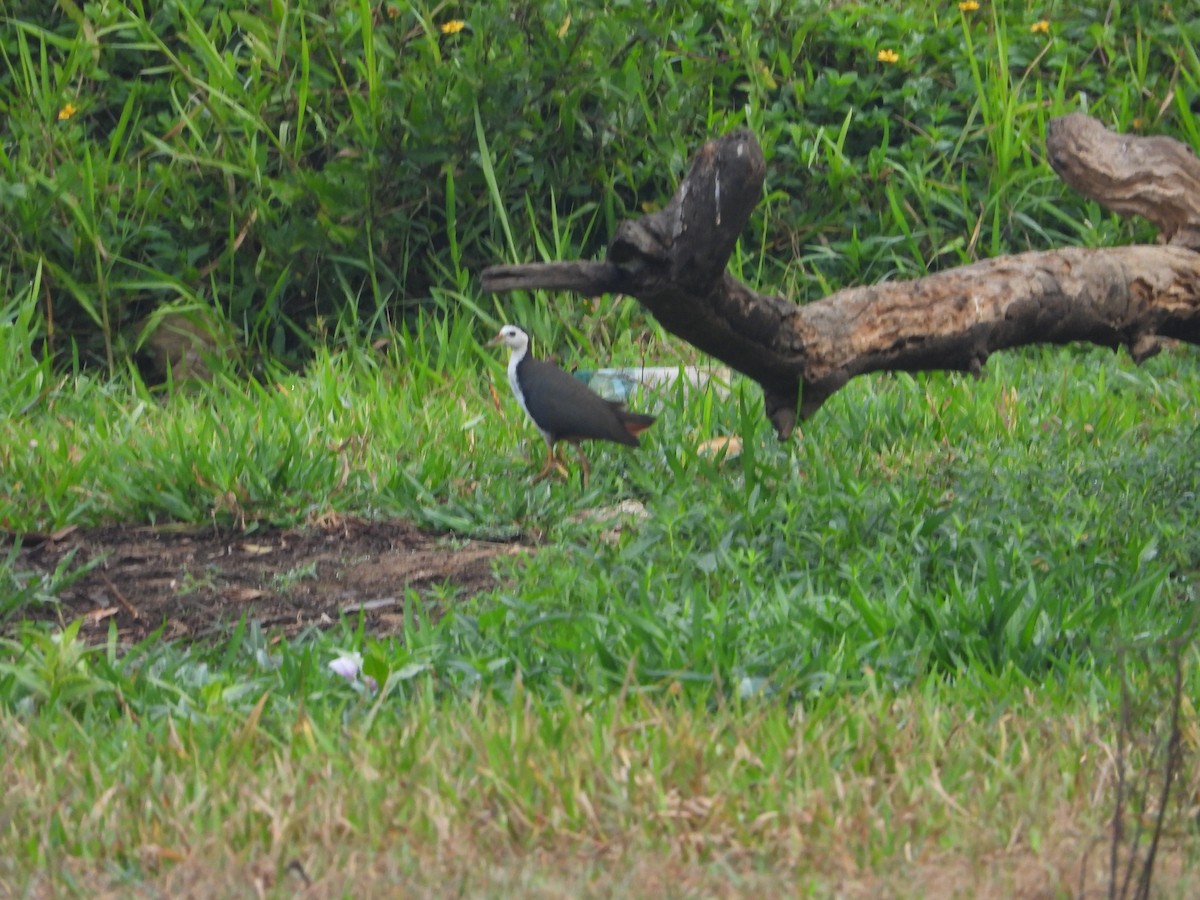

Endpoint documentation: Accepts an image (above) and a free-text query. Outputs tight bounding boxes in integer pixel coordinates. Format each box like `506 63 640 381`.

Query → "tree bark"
481 114 1200 439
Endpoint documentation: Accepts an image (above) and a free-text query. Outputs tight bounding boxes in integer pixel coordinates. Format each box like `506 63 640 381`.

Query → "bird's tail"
618 411 656 438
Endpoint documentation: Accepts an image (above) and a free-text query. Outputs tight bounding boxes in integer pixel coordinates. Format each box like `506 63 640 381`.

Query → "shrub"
1 1 1196 367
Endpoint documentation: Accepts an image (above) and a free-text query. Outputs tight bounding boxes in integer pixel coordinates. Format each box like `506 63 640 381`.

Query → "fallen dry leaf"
697 435 742 459
223 587 266 603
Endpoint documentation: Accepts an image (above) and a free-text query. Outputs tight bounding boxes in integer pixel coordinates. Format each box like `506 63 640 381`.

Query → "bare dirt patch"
5 517 524 643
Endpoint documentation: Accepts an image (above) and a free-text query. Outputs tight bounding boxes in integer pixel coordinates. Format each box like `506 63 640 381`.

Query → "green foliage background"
2 9 1200 889
3 1 1199 368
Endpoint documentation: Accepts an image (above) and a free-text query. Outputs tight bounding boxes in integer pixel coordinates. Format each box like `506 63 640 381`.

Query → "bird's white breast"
507 345 551 445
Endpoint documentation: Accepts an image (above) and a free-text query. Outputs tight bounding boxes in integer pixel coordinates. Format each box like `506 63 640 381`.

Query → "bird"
487 324 656 486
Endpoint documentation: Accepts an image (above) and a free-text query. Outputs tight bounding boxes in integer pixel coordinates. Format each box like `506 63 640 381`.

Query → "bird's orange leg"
572 443 591 488
532 444 570 483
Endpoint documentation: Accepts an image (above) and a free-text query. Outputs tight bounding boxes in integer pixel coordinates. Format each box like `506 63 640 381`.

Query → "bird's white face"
488 324 529 353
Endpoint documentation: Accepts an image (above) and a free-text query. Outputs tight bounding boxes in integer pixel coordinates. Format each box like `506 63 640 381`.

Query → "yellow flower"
958 1 979 10
1030 19 1050 33
877 49 900 64
57 102 78 121
440 19 465 35
385 4 400 18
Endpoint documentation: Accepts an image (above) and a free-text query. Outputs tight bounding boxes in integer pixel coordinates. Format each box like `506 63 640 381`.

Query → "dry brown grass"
3 689 1197 898
16 829 1200 899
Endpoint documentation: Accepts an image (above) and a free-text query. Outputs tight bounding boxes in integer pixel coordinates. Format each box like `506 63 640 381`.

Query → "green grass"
8 317 1197 695
1 310 1198 892
3 0 1200 894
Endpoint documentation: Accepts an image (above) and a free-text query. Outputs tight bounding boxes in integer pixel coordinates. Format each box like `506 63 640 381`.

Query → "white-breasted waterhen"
487 324 656 485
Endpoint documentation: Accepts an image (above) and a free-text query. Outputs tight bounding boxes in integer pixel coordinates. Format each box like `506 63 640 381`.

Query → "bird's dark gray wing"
520 358 640 446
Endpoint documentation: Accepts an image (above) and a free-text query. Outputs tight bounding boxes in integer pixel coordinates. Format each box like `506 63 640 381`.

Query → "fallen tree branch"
1046 113 1200 249
481 115 1200 438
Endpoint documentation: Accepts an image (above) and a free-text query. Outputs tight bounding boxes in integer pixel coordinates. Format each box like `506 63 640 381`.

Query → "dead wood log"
481 114 1200 439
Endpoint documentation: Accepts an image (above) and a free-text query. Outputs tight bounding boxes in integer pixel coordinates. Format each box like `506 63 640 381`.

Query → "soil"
4 517 525 644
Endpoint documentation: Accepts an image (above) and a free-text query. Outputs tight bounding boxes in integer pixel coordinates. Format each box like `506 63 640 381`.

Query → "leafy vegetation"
3 1 1199 362
2 0 1199 895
